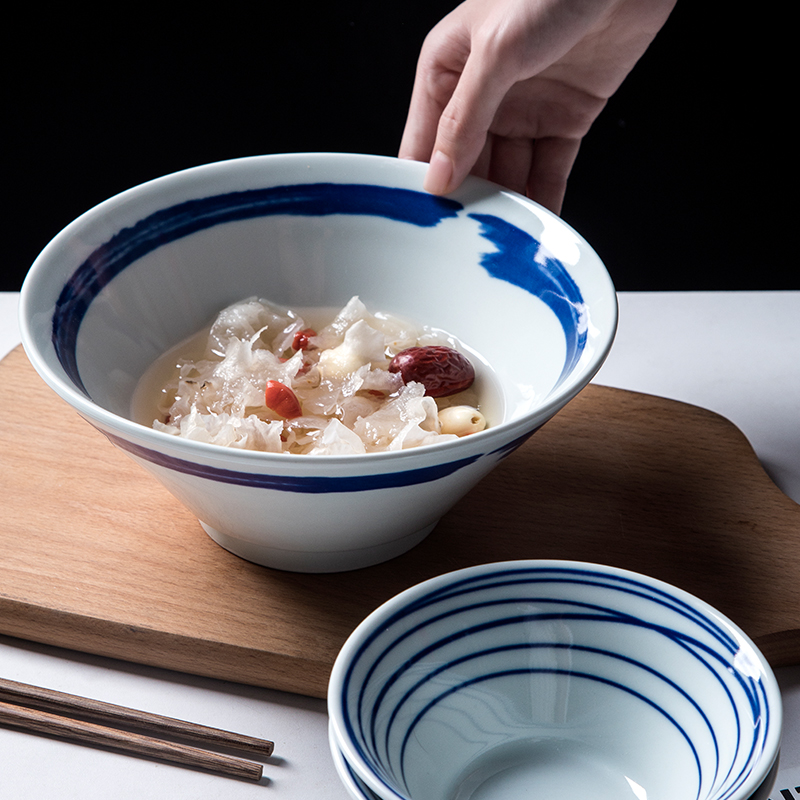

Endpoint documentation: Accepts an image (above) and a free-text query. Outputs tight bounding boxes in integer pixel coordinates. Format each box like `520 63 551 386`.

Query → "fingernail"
423 150 453 195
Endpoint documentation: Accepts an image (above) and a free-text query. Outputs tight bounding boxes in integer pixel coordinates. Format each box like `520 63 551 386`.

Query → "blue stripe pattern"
104 430 487 493
338 565 774 800
102 427 538 493
340 748 382 800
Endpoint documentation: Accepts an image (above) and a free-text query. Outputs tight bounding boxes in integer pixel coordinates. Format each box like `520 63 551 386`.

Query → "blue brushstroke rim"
50 182 587 395
47 181 586 493
104 428 536 493
338 565 774 800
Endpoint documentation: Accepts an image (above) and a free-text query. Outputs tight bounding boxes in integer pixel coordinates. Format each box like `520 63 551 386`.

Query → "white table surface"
1 290 798 799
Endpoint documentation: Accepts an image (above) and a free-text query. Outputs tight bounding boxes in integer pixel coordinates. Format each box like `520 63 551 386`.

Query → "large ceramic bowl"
19 153 616 572
328 560 782 800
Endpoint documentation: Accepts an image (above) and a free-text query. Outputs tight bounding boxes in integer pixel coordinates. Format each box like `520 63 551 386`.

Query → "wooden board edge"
0 597 330 699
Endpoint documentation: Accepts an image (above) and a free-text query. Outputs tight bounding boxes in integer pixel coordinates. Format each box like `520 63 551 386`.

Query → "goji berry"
264 380 302 418
292 328 317 351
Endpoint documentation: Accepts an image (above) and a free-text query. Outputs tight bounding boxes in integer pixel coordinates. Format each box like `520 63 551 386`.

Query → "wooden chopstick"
0 678 274 781
0 701 263 781
0 677 273 756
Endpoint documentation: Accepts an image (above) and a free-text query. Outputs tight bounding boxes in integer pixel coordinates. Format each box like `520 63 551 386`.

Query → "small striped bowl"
328 561 781 800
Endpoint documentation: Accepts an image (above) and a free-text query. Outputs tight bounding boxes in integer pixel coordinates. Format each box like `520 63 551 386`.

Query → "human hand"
399 0 676 214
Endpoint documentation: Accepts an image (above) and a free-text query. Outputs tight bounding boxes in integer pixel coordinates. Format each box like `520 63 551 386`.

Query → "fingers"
526 136 582 215
398 63 455 165
403 0 596 197
468 133 579 216
487 135 534 196
398 0 615 204
422 53 515 195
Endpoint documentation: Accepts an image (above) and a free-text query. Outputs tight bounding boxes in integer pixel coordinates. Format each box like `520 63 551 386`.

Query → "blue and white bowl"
328 560 781 800
19 153 616 572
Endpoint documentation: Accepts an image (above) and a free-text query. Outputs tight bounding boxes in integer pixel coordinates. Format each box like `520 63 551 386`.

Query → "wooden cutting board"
1 345 798 699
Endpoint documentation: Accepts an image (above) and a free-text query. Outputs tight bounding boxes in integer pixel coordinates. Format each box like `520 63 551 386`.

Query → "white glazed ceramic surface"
328 560 782 800
19 153 616 572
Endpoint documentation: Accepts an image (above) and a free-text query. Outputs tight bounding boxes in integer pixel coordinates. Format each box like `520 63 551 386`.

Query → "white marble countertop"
1 290 798 799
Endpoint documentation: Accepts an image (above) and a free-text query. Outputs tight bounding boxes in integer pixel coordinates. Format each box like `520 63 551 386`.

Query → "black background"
3 4 790 293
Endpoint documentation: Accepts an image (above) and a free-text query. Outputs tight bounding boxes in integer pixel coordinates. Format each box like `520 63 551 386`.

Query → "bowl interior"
330 562 781 800
21 154 616 439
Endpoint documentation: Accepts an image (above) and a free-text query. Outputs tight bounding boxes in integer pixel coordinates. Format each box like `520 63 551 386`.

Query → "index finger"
422 50 517 194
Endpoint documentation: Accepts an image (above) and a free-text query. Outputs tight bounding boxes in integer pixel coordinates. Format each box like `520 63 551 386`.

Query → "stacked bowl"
328 561 782 800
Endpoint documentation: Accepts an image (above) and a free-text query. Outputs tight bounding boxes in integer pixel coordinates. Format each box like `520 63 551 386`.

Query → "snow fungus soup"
131 296 500 455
